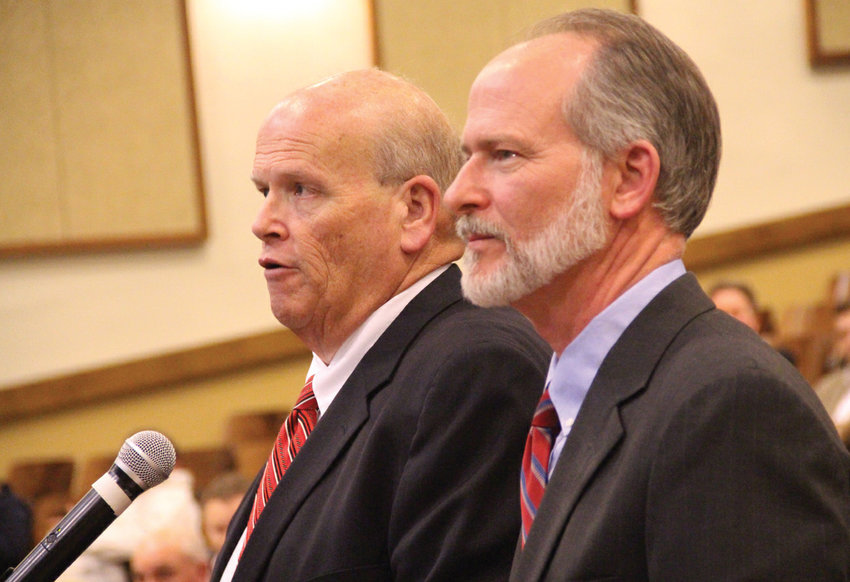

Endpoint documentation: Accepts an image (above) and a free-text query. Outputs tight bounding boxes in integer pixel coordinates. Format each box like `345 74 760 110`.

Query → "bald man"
211 69 549 581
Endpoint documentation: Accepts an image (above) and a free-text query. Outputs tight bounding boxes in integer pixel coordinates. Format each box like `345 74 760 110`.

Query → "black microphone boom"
2 431 176 582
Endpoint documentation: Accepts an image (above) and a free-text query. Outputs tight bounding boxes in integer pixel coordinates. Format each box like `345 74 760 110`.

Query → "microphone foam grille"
117 430 177 490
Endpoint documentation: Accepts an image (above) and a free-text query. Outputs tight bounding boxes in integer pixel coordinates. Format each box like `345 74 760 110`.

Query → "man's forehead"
261 96 332 137
476 33 598 88
463 38 590 135
258 101 361 153
253 113 375 184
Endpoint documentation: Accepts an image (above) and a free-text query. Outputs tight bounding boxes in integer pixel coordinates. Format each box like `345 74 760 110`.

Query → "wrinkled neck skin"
301 241 462 365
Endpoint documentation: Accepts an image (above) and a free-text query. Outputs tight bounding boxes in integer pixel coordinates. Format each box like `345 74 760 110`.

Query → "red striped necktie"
244 375 319 546
520 386 560 546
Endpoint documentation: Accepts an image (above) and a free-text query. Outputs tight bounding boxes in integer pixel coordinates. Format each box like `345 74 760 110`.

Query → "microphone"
2 430 176 582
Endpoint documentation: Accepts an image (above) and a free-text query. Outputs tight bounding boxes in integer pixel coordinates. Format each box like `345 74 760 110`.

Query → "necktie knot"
294 375 318 411
531 390 560 433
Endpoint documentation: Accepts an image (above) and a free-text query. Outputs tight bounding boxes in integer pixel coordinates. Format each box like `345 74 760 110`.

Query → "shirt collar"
547 259 686 426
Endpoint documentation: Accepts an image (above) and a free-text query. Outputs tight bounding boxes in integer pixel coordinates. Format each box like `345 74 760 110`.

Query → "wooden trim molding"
0 329 309 424
805 0 850 67
3 204 848 423
684 203 850 271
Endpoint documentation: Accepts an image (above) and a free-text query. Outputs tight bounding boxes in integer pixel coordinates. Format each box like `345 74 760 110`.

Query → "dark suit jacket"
512 273 850 581
212 265 550 582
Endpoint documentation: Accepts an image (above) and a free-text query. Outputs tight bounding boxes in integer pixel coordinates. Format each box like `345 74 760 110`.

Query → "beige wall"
2 0 848 388
1 0 849 481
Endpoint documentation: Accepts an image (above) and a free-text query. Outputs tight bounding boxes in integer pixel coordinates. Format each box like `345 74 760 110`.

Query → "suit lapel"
231 266 463 580
513 274 715 580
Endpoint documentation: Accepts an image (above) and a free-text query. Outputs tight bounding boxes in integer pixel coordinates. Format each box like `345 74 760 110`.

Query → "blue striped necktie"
520 386 560 546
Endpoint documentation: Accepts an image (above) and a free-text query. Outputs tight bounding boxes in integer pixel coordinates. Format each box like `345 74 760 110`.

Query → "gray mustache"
455 216 507 241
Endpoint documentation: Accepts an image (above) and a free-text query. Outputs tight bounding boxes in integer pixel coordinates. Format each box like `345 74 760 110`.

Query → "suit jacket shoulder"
514 273 850 581
218 265 550 582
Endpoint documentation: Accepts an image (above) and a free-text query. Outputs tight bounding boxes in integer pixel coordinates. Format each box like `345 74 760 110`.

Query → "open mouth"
259 257 286 270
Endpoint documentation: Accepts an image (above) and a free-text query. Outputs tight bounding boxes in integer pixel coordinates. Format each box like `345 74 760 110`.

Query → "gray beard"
456 152 608 308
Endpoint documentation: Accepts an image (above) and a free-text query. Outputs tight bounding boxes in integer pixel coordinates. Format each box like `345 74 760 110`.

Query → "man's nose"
445 160 488 215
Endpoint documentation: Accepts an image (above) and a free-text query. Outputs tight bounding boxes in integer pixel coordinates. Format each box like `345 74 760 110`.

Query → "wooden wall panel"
0 2 64 243
0 0 205 256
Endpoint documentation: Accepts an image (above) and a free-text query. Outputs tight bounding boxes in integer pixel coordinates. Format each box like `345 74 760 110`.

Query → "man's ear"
609 140 660 220
398 175 440 254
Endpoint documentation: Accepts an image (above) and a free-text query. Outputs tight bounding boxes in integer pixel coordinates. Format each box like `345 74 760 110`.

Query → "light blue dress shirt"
547 260 686 476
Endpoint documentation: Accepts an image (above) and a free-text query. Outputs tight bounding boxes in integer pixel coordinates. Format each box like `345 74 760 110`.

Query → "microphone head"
115 430 176 490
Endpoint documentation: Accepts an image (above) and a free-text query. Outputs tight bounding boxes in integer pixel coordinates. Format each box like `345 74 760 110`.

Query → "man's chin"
461 281 504 308
460 248 500 277
459 265 514 308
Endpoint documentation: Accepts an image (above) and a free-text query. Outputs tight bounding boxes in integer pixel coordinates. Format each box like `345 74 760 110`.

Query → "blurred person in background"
709 280 763 333
0 483 32 573
130 528 210 582
814 301 850 442
198 473 249 560
709 280 796 364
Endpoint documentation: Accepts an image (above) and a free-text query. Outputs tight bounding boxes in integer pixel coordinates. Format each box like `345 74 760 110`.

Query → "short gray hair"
530 9 721 238
368 73 464 194
293 69 463 194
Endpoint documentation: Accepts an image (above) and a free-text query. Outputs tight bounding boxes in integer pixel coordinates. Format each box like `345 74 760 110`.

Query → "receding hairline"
279 69 443 127
265 69 447 163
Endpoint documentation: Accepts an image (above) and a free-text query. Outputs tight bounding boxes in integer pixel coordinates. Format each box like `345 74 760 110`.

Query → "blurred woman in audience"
709 280 795 364
710 281 763 333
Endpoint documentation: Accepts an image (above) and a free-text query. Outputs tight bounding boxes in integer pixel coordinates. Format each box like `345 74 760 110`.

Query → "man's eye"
293 183 305 196
259 187 269 198
494 150 517 161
